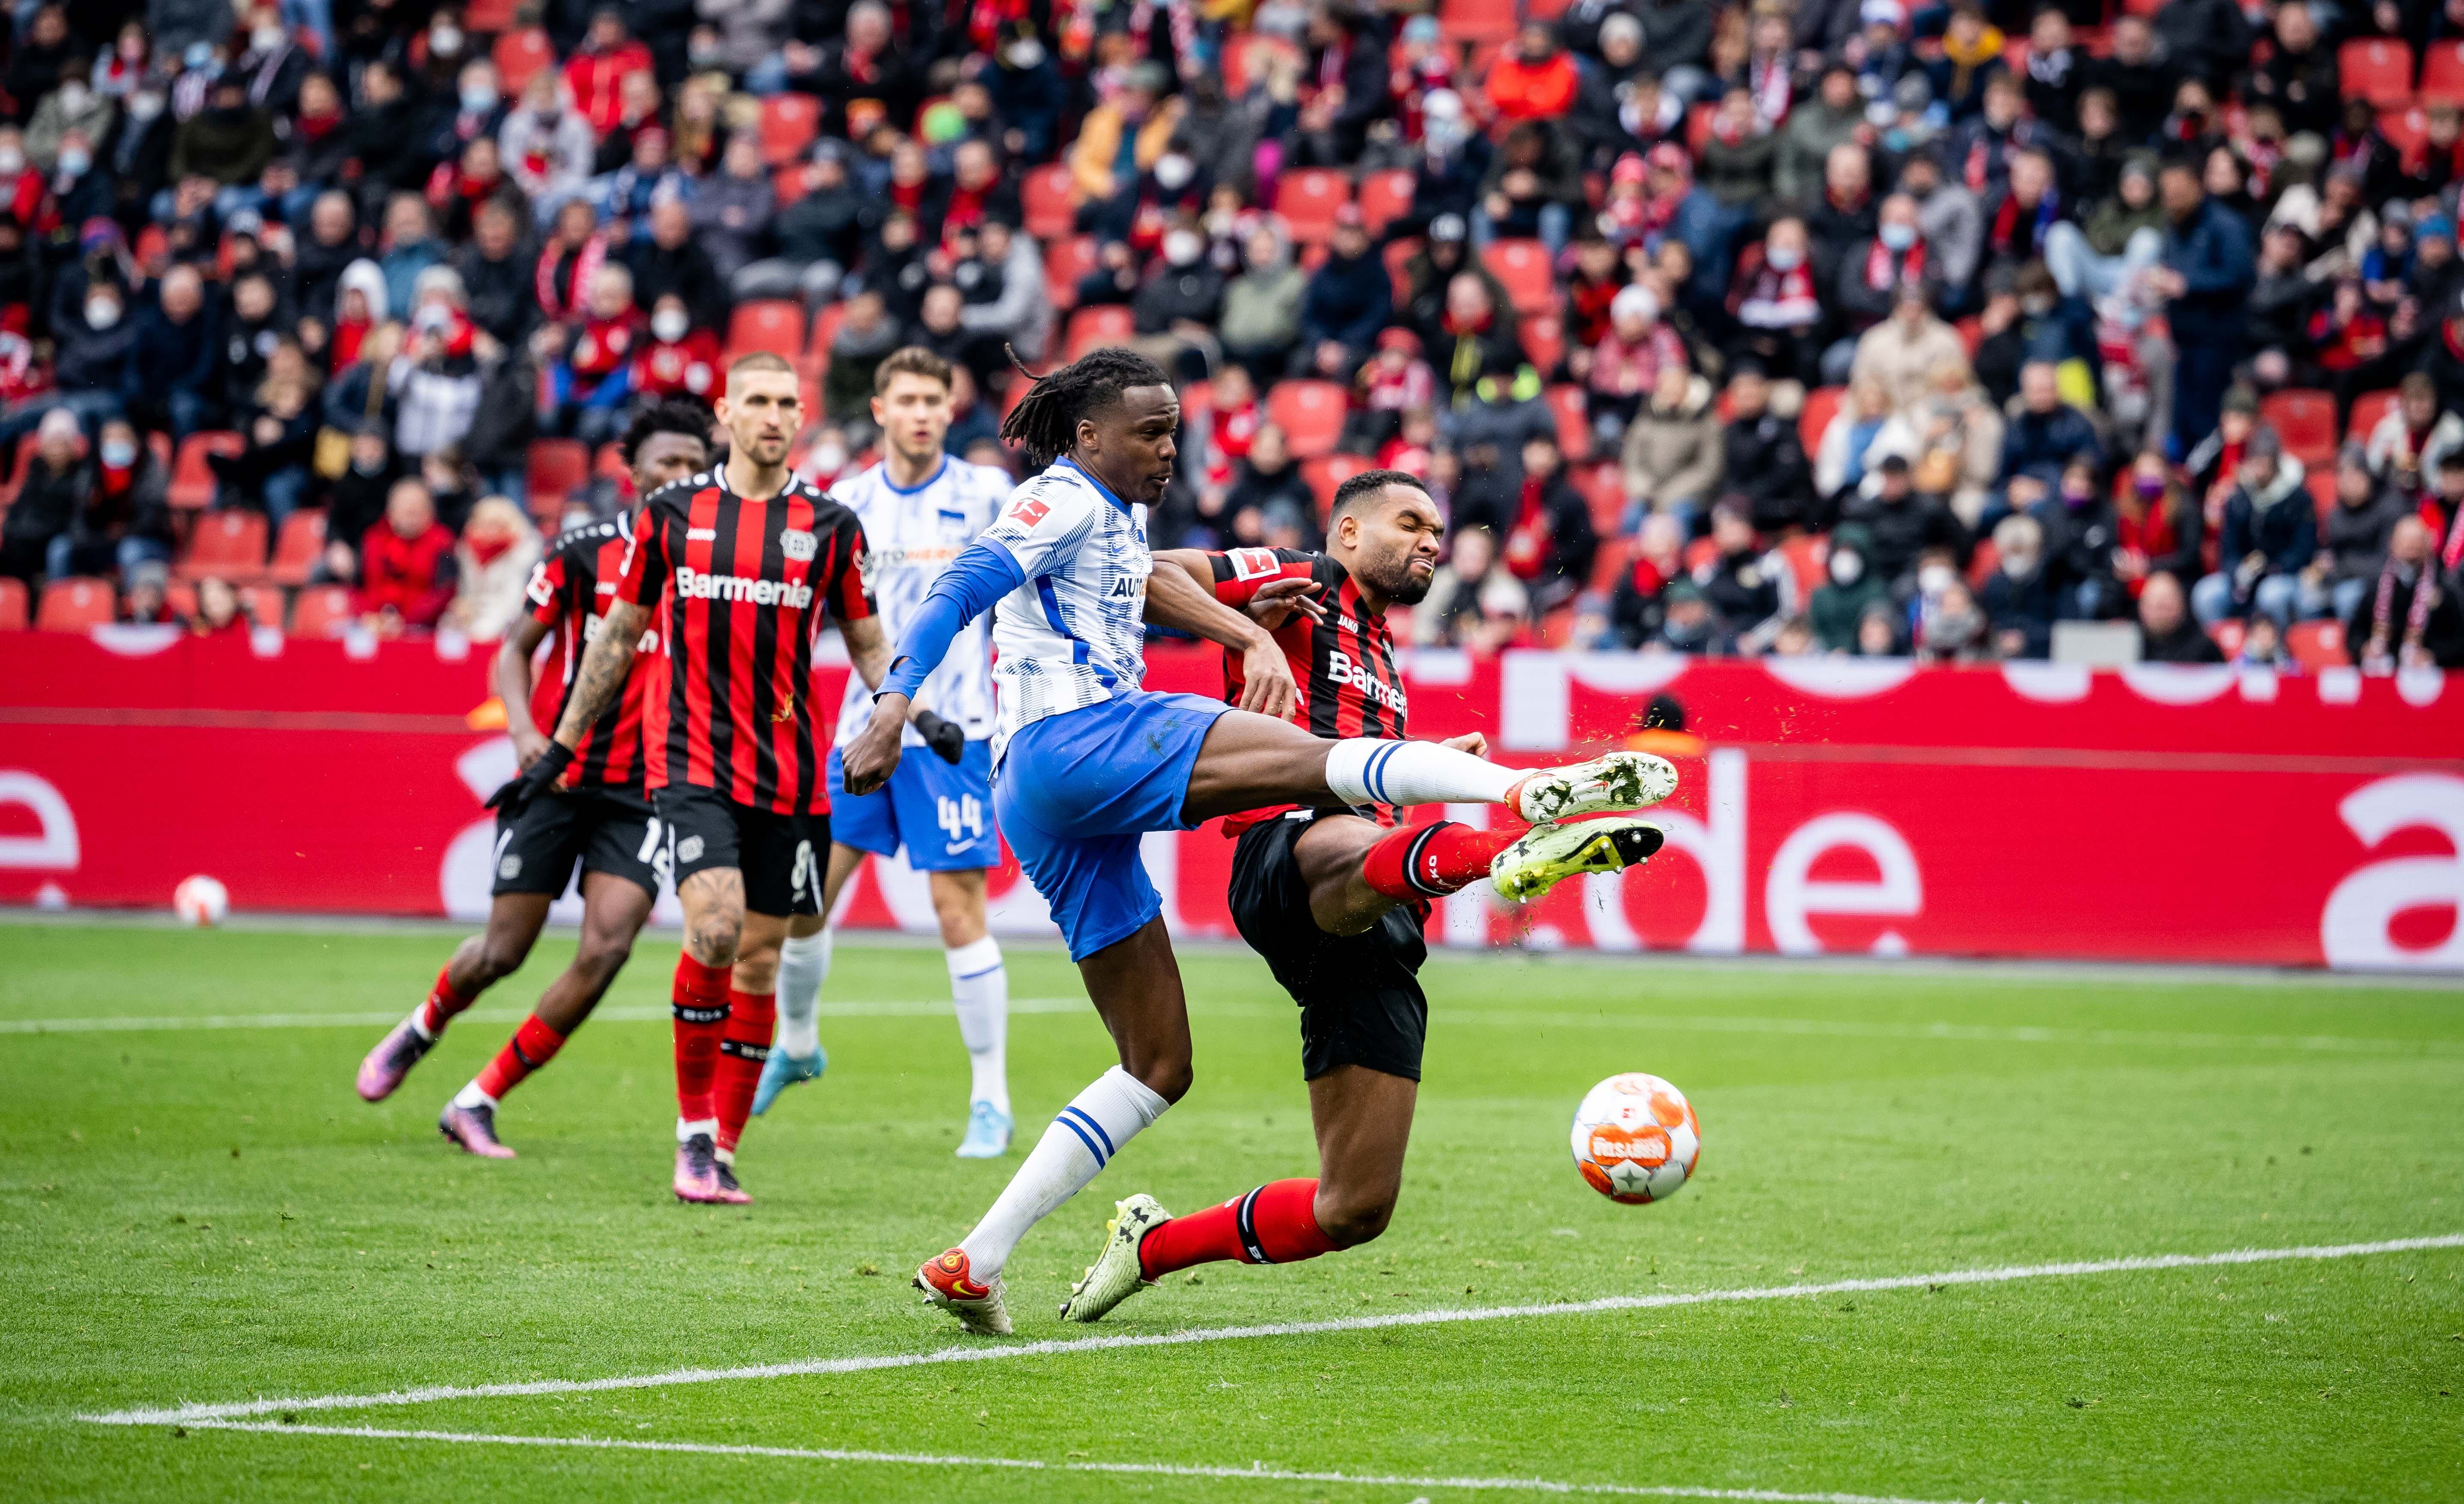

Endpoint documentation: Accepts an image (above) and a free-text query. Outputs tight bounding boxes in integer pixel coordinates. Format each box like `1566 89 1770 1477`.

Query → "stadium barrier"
3 628 2460 972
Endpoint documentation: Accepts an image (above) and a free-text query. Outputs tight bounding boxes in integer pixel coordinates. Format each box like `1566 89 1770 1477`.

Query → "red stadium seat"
169 431 244 510
2424 40 2464 106
1545 383 1591 460
1045 234 1101 312
492 27 554 94
2306 466 2339 525
289 585 355 638
164 579 198 619
463 0 518 31
0 576 25 630
1439 0 1517 45
1481 239 1555 316
2348 387 2400 443
2261 388 2338 466
1799 385 1846 455
1571 462 1624 533
1275 170 1352 245
1779 534 1828 600
1301 453 1374 515
267 509 328 588
0 431 36 513
1266 380 1347 459
2209 618 2246 659
36 576 114 631
2339 39 2415 107
526 439 592 509
1022 164 1076 241
801 302 847 379
1064 304 1135 361
177 509 269 584
726 299 805 360
2379 106 2428 165
1356 170 1417 235
772 163 808 208
236 584 285 628
1520 313 1565 377
1383 237 1421 305
2287 619 2348 669
759 93 822 167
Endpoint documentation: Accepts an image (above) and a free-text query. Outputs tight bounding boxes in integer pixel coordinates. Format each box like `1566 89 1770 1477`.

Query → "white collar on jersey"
1055 456 1134 515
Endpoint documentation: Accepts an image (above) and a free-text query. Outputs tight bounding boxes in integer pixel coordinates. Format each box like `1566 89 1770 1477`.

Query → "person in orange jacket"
1485 22 1580 126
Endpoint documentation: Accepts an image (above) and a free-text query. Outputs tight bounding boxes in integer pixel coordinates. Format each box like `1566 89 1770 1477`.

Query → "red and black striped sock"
712 988 776 1157
670 953 732 1128
473 1014 567 1101
1138 1179 1341 1280
1360 821 1520 901
416 963 474 1037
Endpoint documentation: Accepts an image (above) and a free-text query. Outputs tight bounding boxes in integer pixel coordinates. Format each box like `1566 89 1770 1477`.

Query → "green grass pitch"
3 919 2461 1502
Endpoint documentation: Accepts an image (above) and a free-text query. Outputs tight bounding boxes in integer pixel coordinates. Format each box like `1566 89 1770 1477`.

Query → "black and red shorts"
654 783 828 917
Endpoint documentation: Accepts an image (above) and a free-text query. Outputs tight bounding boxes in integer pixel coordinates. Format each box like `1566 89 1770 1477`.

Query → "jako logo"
674 566 813 607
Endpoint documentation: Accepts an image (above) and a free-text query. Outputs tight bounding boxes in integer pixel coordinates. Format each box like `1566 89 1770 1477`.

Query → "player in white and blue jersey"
749 348 1019 1159
840 348 1682 1335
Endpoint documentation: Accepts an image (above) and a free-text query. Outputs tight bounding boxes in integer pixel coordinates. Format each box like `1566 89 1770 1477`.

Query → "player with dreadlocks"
356 398 716 1157
843 347 1680 1334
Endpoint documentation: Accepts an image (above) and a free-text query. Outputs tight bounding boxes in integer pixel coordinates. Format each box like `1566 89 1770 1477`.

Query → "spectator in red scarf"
355 477 458 636
551 263 643 444
1562 233 1626 350
533 200 607 326
1492 433 1597 609
426 134 521 245
1576 284 1686 439
1727 217 1825 385
2111 452 2205 602
1486 22 1579 125
561 8 654 137
2348 515 2464 669
924 140 1020 245
632 293 718 401
1835 194 1935 352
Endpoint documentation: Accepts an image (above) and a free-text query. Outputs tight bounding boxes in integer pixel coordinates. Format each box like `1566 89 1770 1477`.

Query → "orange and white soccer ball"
1570 1072 1700 1204
173 875 230 927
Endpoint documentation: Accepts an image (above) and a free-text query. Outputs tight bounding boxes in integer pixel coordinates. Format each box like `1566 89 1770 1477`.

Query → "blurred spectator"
2322 445 2409 625
629 199 725 330
2193 430 2316 627
445 496 541 642
1300 209 1394 380
1650 577 1731 653
1916 577 1991 661
1728 217 1824 385
1814 373 1904 508
1621 366 1723 528
1487 23 1580 126
2364 374 2464 483
0 409 86 587
2137 570 2223 662
1478 121 1584 258
1810 523 1890 652
1980 512 2055 658
1484 435 1595 611
1998 360 2100 495
211 339 319 522
1220 423 1315 550
388 266 483 460
563 9 656 137
1694 499 1784 651
634 294 720 401
355 477 457 636
1776 66 1862 208
2348 516 2464 670
1839 453 1968 592
51 415 173 589
1719 365 1814 534
126 265 222 439
549 263 644 445
501 71 597 214
1221 224 1307 380
822 290 901 436
1416 526 1531 651
2152 157 2256 452
2044 155 2163 305
689 135 776 283
1429 272 1520 407
1575 285 1686 443
1851 283 1967 415
1071 63 1181 241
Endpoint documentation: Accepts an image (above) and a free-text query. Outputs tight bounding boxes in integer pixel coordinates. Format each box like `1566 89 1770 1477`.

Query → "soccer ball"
173 875 230 927
1570 1073 1700 1205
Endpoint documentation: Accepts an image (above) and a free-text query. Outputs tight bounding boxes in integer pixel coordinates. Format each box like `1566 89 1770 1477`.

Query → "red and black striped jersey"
616 469 874 815
1207 546 1409 835
524 513 655 789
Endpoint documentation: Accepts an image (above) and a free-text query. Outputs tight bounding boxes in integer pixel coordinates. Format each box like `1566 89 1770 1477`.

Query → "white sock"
945 936 1009 1116
676 1116 716 1142
452 1080 495 1110
1324 737 1517 809
776 928 830 1057
957 1065 1168 1278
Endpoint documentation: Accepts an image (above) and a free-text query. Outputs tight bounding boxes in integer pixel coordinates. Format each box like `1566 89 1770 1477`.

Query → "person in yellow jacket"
1070 63 1186 240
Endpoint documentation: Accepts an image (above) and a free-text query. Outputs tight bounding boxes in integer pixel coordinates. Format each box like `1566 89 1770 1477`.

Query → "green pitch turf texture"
3 921 2461 1503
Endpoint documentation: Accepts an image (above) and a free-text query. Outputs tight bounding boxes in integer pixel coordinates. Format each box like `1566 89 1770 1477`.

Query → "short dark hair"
620 397 715 469
1330 468 1431 517
874 345 954 396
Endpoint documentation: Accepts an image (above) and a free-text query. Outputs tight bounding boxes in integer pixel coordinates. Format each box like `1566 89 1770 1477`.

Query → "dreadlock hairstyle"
998 345 1174 470
620 396 717 470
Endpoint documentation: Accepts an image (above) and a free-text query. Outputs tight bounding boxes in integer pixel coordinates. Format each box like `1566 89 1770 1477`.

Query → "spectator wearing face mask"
1132 218 1227 379
444 495 541 643
53 415 173 589
1810 522 1891 651
1727 218 1825 386
1979 510 2056 657
26 61 116 174
632 293 719 401
1 409 88 586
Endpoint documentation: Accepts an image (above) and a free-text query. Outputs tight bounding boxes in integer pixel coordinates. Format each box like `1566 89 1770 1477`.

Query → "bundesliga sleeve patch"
1228 547 1281 581
1006 496 1051 528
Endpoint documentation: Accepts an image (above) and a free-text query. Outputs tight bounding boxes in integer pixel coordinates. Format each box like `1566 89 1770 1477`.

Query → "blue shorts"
995 689 1232 961
825 740 1000 872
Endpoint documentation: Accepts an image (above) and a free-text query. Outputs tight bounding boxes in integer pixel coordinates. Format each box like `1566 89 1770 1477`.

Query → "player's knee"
1317 1191 1396 1249
687 917 741 967
474 935 533 981
574 933 633 985
1132 1053 1193 1105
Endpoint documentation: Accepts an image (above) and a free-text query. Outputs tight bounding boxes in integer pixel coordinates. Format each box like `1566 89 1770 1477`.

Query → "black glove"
485 740 575 817
913 708 965 765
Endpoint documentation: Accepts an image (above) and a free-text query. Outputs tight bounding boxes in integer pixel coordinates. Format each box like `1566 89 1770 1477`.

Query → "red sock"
1138 1179 1342 1280
416 963 474 1035
671 953 732 1126
712 987 776 1155
474 1014 566 1101
1361 821 1520 901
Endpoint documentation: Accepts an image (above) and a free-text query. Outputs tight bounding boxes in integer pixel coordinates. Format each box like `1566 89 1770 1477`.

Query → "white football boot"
1502 751 1678 824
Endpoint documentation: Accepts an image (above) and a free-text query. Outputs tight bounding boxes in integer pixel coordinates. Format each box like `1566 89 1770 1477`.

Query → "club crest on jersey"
780 528 817 561
1006 496 1051 527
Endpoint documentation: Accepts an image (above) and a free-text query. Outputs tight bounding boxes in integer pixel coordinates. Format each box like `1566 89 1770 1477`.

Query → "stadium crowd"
0 0 2460 670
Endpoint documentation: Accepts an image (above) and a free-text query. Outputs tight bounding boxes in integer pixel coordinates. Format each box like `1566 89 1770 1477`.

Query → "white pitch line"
0 999 1090 1034
137 1418 1999 1504
84 1232 2464 1428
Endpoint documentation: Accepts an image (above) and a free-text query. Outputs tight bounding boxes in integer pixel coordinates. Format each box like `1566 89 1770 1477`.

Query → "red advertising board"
2 629 2458 971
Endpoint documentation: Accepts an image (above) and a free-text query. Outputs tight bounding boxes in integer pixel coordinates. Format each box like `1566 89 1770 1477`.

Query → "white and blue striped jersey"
830 456 1010 749
979 457 1153 758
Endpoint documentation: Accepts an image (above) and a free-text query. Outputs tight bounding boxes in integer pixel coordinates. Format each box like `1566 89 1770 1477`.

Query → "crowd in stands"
0 0 2459 671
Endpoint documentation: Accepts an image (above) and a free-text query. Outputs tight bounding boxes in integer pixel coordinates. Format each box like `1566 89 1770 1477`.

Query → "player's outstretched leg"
357 895 550 1102
917 919 1183 1335
439 872 651 1158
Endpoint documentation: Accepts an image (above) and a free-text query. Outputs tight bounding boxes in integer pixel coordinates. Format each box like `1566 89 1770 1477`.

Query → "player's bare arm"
492 614 554 768
550 598 646 750
1141 561 1301 720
